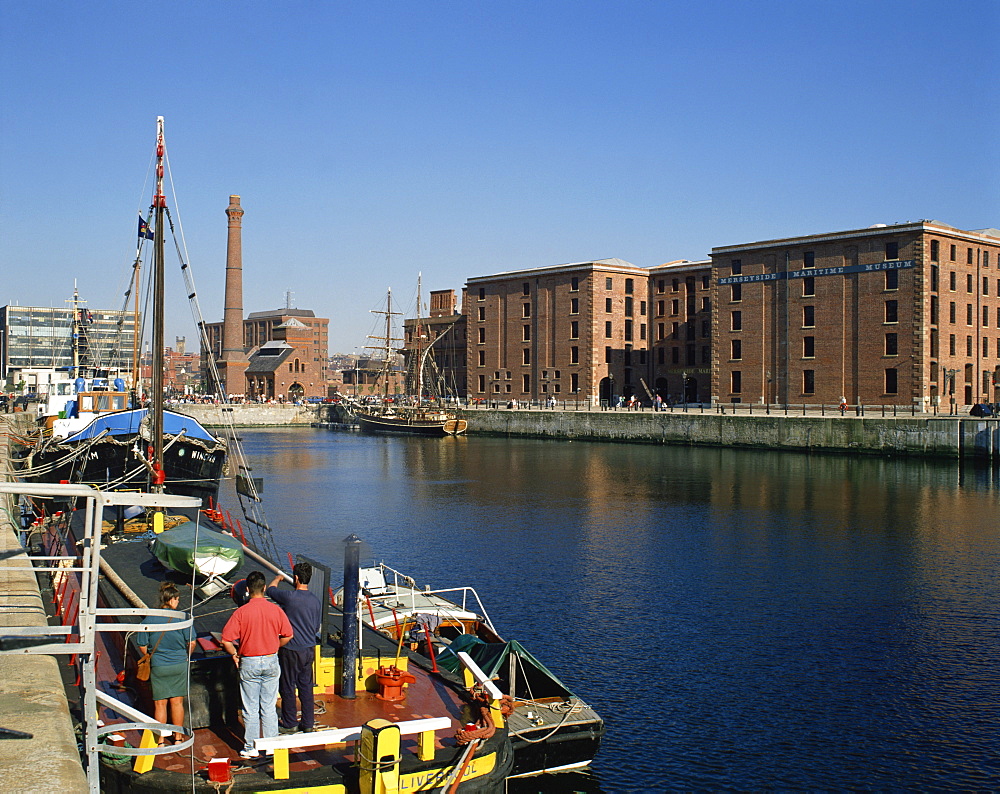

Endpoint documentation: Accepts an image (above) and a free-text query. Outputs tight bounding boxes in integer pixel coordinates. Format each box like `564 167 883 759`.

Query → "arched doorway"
654 377 668 402
599 377 615 405
287 382 304 401
684 376 698 403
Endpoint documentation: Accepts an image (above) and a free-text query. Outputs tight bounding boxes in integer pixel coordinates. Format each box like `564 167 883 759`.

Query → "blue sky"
1 1 997 353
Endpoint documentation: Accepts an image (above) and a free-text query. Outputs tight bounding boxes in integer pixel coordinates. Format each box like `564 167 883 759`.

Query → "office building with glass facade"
1 304 139 385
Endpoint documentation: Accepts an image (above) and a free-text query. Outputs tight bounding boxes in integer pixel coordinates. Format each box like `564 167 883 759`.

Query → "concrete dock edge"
454 408 997 460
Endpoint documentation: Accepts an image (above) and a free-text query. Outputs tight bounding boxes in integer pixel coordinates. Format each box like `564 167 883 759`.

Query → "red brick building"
244 317 326 400
648 260 713 404
465 259 651 405
711 221 1000 408
204 308 329 398
163 337 200 395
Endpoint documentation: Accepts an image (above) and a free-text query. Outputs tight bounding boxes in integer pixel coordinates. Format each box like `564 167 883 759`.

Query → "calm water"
220 428 1000 792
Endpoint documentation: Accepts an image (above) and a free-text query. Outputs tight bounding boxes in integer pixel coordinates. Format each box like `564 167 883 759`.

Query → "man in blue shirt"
267 562 323 732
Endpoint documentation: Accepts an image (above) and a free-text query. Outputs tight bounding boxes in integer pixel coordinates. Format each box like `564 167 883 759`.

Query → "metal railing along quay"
0 414 88 791
463 399 980 418
0 415 201 792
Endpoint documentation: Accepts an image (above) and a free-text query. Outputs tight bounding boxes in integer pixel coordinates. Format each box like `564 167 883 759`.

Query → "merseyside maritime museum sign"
718 259 916 285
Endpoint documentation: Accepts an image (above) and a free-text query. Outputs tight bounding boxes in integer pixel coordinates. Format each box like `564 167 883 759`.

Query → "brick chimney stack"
219 195 248 396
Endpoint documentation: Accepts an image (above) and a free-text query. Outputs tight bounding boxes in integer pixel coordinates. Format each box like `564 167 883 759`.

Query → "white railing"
371 562 497 633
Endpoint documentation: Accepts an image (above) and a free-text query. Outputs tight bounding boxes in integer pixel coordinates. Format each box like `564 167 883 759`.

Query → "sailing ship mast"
150 116 167 491
364 289 401 407
381 289 394 406
130 233 143 403
415 274 422 405
70 284 82 378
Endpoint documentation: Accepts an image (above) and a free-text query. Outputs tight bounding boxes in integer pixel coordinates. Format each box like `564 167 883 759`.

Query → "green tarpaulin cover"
152 522 244 578
437 637 574 699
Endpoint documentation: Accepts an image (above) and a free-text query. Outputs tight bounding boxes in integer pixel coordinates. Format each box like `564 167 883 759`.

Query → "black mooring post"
341 533 362 700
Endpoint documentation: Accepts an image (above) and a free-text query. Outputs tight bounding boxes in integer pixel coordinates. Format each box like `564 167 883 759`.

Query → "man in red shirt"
221 570 293 759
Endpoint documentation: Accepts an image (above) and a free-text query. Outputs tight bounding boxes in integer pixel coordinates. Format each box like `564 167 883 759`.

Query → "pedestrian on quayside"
221 570 294 759
267 562 323 733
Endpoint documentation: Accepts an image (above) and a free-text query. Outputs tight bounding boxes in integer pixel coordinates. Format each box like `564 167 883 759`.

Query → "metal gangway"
0 482 200 792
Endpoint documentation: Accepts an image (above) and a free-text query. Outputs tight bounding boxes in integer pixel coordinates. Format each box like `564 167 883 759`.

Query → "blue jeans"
239 654 280 753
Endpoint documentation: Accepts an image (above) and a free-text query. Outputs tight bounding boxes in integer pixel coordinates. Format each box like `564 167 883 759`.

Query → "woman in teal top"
139 582 195 745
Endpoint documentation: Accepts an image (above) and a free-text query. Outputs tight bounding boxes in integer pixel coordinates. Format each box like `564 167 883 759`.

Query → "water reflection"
222 429 1000 790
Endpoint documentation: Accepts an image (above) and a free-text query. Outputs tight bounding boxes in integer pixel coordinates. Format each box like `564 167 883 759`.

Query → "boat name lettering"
399 756 488 789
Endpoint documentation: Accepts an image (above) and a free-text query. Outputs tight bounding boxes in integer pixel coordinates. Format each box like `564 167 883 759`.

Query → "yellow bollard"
133 728 158 774
272 747 290 779
416 728 435 761
152 511 164 534
489 698 505 729
359 719 401 794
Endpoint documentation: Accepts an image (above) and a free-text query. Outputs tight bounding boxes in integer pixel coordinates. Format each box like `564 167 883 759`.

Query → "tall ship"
12 198 227 503
353 286 467 436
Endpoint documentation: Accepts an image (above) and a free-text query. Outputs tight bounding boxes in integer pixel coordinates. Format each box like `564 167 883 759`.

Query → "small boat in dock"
336 563 605 778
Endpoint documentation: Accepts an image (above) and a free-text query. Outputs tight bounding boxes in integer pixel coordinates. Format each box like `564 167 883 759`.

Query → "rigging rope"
159 151 279 564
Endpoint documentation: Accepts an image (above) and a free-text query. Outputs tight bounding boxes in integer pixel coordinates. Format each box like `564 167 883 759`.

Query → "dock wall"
458 409 1000 460
175 402 1000 460
174 402 320 427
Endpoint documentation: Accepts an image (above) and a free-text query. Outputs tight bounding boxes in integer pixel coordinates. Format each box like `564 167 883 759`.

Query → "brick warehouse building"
648 260 713 404
465 259 651 405
203 308 329 398
243 317 325 401
711 221 1000 408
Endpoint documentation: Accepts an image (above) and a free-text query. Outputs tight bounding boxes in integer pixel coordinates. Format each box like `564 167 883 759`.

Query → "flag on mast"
138 214 154 240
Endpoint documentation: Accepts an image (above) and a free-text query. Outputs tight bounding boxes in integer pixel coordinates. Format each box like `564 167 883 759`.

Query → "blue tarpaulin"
62 409 220 444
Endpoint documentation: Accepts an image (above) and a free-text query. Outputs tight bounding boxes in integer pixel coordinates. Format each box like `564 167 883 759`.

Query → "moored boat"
352 287 466 436
16 405 227 502
7 491 512 792
336 563 604 778
356 404 467 436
